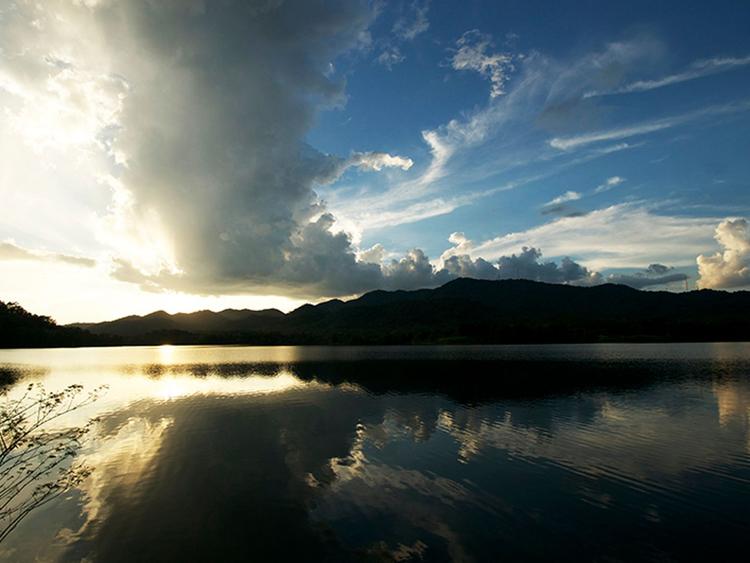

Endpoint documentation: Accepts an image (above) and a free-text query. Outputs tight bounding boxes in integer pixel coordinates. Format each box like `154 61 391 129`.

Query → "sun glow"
157 377 186 401
158 345 176 364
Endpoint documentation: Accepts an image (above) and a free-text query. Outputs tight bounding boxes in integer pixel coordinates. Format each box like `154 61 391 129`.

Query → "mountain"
0 301 113 348
60 278 750 346
71 308 285 337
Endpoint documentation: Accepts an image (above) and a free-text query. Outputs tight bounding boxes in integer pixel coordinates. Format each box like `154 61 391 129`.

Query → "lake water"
0 343 748 562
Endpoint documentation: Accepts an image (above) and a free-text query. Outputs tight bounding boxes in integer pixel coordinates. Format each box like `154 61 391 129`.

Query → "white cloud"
438 234 600 285
585 55 750 98
549 118 680 151
464 203 719 270
333 37 721 233
375 1 430 70
381 248 448 289
345 196 468 231
357 243 387 265
329 50 543 228
376 46 406 70
549 101 750 151
392 1 430 41
697 218 750 289
594 176 626 193
545 191 582 206
347 152 413 172
451 30 514 98
316 151 414 185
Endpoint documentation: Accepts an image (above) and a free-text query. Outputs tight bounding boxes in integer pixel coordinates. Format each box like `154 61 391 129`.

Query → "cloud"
594 176 625 193
606 263 688 289
450 30 514 98
316 151 414 184
431 246 601 287
440 241 689 291
439 234 601 285
584 55 750 98
344 240 606 292
544 191 582 206
697 218 750 289
357 243 387 265
540 206 587 218
346 152 414 172
0 241 96 268
464 203 719 270
1 0 444 298
549 101 750 151
333 36 693 232
549 118 681 151
441 254 500 280
495 247 601 284
392 1 430 41
540 192 586 218
2 11 743 303
646 263 671 275
376 47 406 70
374 1 430 70
381 249 451 290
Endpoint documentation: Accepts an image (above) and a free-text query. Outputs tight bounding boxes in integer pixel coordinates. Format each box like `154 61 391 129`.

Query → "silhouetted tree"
0 383 106 542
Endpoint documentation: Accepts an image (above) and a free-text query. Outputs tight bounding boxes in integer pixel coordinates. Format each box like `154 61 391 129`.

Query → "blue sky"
312 0 750 269
0 0 748 321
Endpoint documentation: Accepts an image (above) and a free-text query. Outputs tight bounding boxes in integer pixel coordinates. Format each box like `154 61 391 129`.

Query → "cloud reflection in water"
0 344 748 561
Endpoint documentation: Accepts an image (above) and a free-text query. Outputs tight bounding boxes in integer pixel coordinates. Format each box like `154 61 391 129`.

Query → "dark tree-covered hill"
0 301 113 348
57 278 750 346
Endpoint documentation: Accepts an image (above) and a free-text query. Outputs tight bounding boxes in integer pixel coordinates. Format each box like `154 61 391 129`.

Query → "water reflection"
0 344 748 561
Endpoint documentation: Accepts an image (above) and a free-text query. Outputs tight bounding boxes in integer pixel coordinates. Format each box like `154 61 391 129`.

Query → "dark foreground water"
0 344 748 562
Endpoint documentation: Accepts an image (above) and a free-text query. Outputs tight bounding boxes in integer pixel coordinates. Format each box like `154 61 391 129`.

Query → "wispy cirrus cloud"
540 191 586 218
375 0 430 70
376 47 405 70
594 176 626 193
548 100 750 151
341 36 743 231
584 55 750 98
549 117 683 151
393 0 430 41
544 191 582 206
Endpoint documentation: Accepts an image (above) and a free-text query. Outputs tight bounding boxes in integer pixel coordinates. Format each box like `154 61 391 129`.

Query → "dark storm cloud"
607 263 689 289
65 0 427 297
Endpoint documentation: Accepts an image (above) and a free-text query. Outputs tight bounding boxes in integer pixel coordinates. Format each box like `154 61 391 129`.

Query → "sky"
0 0 749 323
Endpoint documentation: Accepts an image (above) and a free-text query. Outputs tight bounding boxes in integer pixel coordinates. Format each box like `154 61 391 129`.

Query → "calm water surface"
0 343 748 562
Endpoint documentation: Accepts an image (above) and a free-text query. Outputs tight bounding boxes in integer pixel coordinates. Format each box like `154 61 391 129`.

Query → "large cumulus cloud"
2 0 425 298
439 233 601 286
98 0 388 295
697 218 750 289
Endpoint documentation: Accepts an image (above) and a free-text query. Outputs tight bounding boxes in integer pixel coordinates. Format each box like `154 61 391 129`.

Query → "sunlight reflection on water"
0 343 748 562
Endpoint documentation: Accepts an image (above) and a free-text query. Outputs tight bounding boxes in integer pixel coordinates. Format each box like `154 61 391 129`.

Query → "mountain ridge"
52 278 750 346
